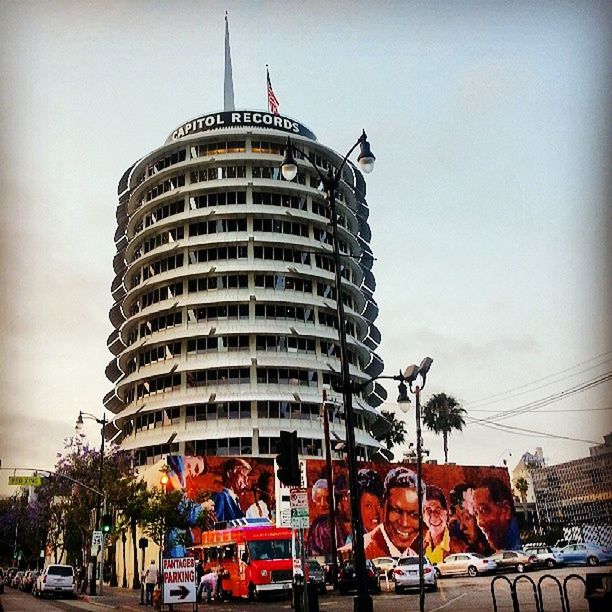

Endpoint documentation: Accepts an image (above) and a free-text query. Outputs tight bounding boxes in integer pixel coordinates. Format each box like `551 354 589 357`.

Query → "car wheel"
587 556 598 566
429 582 438 592
434 567 441 578
395 585 404 594
339 587 348 596
516 563 525 573
546 559 556 569
467 566 478 577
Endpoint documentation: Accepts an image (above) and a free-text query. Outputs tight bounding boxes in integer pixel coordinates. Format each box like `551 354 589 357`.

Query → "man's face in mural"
313 487 329 515
455 504 478 543
473 486 512 550
229 465 251 494
384 487 419 552
424 499 447 531
360 492 382 532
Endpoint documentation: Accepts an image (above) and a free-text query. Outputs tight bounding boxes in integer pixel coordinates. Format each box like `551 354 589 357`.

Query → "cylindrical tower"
105 110 387 468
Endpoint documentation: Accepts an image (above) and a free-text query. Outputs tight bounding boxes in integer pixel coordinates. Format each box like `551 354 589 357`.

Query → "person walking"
144 560 159 606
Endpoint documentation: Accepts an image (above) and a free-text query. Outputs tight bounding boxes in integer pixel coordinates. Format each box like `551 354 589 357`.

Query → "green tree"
422 393 466 463
376 409 408 452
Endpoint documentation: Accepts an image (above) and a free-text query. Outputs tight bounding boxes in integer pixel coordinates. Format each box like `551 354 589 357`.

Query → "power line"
480 372 612 423
464 416 601 445
465 351 612 408
469 406 612 414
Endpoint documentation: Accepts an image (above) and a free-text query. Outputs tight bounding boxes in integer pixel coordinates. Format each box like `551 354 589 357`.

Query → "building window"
187 303 249 323
190 165 246 183
256 368 318 386
189 191 246 209
188 244 248 264
186 368 250 388
189 218 247 236
190 141 246 157
187 274 248 293
146 175 186 202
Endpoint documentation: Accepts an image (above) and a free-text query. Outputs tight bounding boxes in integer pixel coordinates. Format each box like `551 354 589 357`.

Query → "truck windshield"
248 539 292 561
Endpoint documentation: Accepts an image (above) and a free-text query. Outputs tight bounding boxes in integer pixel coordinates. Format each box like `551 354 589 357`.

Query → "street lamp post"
75 410 108 597
281 132 375 612
397 358 433 612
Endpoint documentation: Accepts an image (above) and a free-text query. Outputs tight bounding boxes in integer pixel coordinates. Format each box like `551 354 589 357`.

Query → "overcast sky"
0 0 610 496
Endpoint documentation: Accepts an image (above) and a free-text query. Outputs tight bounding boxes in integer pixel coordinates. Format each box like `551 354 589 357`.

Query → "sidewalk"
76 585 147 610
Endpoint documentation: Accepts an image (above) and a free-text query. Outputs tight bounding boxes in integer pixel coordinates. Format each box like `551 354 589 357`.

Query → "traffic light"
276 430 300 486
101 513 113 534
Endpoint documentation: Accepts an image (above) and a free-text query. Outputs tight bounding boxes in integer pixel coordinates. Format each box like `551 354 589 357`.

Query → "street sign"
162 557 196 604
8 476 42 487
91 531 103 548
290 487 310 529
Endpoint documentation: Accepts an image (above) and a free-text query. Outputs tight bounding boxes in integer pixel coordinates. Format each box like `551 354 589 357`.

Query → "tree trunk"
122 531 128 588
131 517 141 589
109 539 118 586
443 431 449 464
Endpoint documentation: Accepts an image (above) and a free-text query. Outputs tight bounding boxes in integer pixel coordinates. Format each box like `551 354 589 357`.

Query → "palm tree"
422 393 466 463
120 481 150 589
376 409 408 451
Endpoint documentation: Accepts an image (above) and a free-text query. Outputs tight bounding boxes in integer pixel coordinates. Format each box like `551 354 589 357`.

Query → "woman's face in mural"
360 492 382 532
313 487 329 514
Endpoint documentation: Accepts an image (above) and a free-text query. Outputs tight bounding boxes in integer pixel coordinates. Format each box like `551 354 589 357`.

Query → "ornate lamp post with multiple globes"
281 131 375 612
75 410 108 596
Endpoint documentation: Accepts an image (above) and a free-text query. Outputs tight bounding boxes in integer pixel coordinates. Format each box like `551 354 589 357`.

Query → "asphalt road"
0 566 607 611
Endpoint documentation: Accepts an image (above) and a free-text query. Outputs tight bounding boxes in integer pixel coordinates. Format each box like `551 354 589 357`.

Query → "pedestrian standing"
144 560 159 606
195 560 204 602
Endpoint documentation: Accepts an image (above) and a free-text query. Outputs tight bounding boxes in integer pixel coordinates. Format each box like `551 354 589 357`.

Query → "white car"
524 545 565 568
393 557 437 593
434 553 498 577
372 556 397 578
34 564 75 599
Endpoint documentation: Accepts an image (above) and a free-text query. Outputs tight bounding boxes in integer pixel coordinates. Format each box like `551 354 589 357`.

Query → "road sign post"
162 557 196 605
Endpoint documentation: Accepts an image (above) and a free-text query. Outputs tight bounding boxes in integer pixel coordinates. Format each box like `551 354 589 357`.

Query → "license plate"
409 571 417 575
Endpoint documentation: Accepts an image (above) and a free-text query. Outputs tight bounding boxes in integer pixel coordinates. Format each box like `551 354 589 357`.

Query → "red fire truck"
192 523 293 599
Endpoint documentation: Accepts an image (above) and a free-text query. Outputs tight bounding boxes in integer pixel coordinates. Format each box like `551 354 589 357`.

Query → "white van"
34 564 75 598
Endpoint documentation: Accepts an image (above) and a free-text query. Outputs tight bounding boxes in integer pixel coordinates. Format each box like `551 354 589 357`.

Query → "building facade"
105 110 387 468
531 436 612 545
511 446 545 504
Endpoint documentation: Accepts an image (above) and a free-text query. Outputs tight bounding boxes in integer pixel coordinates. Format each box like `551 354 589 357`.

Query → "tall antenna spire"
224 12 235 111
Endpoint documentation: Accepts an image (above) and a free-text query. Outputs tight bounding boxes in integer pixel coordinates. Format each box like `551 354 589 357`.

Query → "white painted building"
104 110 387 466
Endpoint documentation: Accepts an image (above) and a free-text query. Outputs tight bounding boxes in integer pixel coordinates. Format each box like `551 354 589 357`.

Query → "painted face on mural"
423 499 447 531
473 487 512 549
384 487 420 551
360 492 382 532
313 487 329 515
229 465 251 494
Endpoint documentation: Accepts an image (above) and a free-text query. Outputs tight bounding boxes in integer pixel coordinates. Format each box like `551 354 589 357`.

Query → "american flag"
267 66 279 115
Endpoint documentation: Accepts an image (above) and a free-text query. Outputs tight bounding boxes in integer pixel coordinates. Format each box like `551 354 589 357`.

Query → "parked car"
560 543 612 566
489 550 545 573
34 564 75 598
524 545 565 568
434 553 497 578
372 556 397 578
11 570 25 588
20 570 39 593
306 559 327 594
337 560 381 595
393 557 437 593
